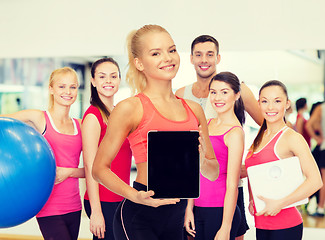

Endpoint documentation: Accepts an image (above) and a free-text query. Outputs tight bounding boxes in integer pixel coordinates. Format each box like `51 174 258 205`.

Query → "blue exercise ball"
0 117 56 228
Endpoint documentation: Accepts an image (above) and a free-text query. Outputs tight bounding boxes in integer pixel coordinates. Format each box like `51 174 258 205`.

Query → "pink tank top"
82 105 132 202
245 127 303 230
128 93 199 164
195 123 242 207
37 111 82 218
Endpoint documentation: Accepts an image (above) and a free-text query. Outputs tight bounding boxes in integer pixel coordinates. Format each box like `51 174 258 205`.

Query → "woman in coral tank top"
245 80 322 240
92 24 220 240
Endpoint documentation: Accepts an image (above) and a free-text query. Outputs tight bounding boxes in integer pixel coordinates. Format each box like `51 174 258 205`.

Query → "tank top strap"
223 125 243 135
207 118 213 125
136 93 154 110
275 126 289 138
43 111 52 135
73 118 81 135
177 96 199 123
44 110 50 123
177 95 190 109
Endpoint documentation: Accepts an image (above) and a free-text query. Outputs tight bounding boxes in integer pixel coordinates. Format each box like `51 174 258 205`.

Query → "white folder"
247 156 308 212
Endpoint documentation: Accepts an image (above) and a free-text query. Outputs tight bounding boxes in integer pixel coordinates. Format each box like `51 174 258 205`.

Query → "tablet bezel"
147 130 200 199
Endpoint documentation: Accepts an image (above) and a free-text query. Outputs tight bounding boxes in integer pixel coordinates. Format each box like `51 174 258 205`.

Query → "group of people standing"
1 24 323 240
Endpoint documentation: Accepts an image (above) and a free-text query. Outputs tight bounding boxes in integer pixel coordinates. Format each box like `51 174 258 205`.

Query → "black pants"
113 182 187 240
36 210 81 240
236 186 249 237
193 205 241 240
256 223 303 240
84 199 121 240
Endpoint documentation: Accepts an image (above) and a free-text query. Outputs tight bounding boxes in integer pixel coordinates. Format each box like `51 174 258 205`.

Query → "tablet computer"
247 156 308 212
147 130 200 199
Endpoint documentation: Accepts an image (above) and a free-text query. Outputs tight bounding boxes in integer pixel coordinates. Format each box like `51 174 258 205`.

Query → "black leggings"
113 182 187 240
36 211 81 240
193 205 241 240
256 223 303 240
84 199 121 240
236 186 249 237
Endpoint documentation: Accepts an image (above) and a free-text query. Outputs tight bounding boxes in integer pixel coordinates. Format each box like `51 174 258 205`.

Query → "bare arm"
184 199 196 237
92 98 179 207
295 116 304 135
175 87 185 98
55 166 85 184
216 128 244 239
81 113 106 238
240 164 248 178
256 130 323 216
240 82 263 126
0 109 45 133
306 105 323 145
185 100 219 181
284 131 322 205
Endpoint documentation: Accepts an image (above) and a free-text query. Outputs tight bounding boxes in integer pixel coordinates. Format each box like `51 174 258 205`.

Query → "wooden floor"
0 196 324 240
302 211 325 228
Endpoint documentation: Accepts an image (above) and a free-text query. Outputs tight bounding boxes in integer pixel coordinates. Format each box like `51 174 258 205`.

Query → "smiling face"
259 85 291 124
209 80 239 114
91 61 120 99
191 41 220 80
134 31 180 82
49 72 78 107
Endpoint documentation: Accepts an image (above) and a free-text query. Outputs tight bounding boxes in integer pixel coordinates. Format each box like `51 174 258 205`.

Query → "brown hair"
90 57 121 122
249 80 288 153
209 72 245 125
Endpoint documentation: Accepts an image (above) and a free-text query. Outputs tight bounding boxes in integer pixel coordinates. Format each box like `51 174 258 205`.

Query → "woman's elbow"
207 166 219 181
317 178 323 191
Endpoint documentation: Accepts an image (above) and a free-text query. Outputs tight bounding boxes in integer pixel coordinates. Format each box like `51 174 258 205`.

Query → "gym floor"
1 175 325 240
1 203 325 240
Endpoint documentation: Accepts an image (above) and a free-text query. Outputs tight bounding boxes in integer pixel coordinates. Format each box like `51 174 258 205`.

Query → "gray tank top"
183 83 217 119
183 84 208 108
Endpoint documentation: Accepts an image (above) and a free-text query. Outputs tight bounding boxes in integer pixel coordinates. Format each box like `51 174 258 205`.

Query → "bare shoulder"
225 125 245 145
228 126 245 136
110 97 143 131
183 99 203 114
114 96 142 114
11 109 46 133
28 109 45 117
282 127 306 146
183 99 206 125
19 109 45 122
175 86 185 98
313 104 322 118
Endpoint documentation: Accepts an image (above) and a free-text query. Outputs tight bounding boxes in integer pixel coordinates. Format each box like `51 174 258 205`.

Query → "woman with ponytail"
81 58 132 239
92 25 219 240
245 80 322 240
184 72 245 240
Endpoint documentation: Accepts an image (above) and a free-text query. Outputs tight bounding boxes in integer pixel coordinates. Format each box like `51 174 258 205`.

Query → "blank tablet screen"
147 130 200 199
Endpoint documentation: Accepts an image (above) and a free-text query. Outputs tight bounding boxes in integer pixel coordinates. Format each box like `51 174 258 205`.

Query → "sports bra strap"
207 118 213 125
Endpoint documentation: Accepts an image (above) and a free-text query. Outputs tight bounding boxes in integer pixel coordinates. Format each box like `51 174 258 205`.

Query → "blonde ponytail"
125 25 169 95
